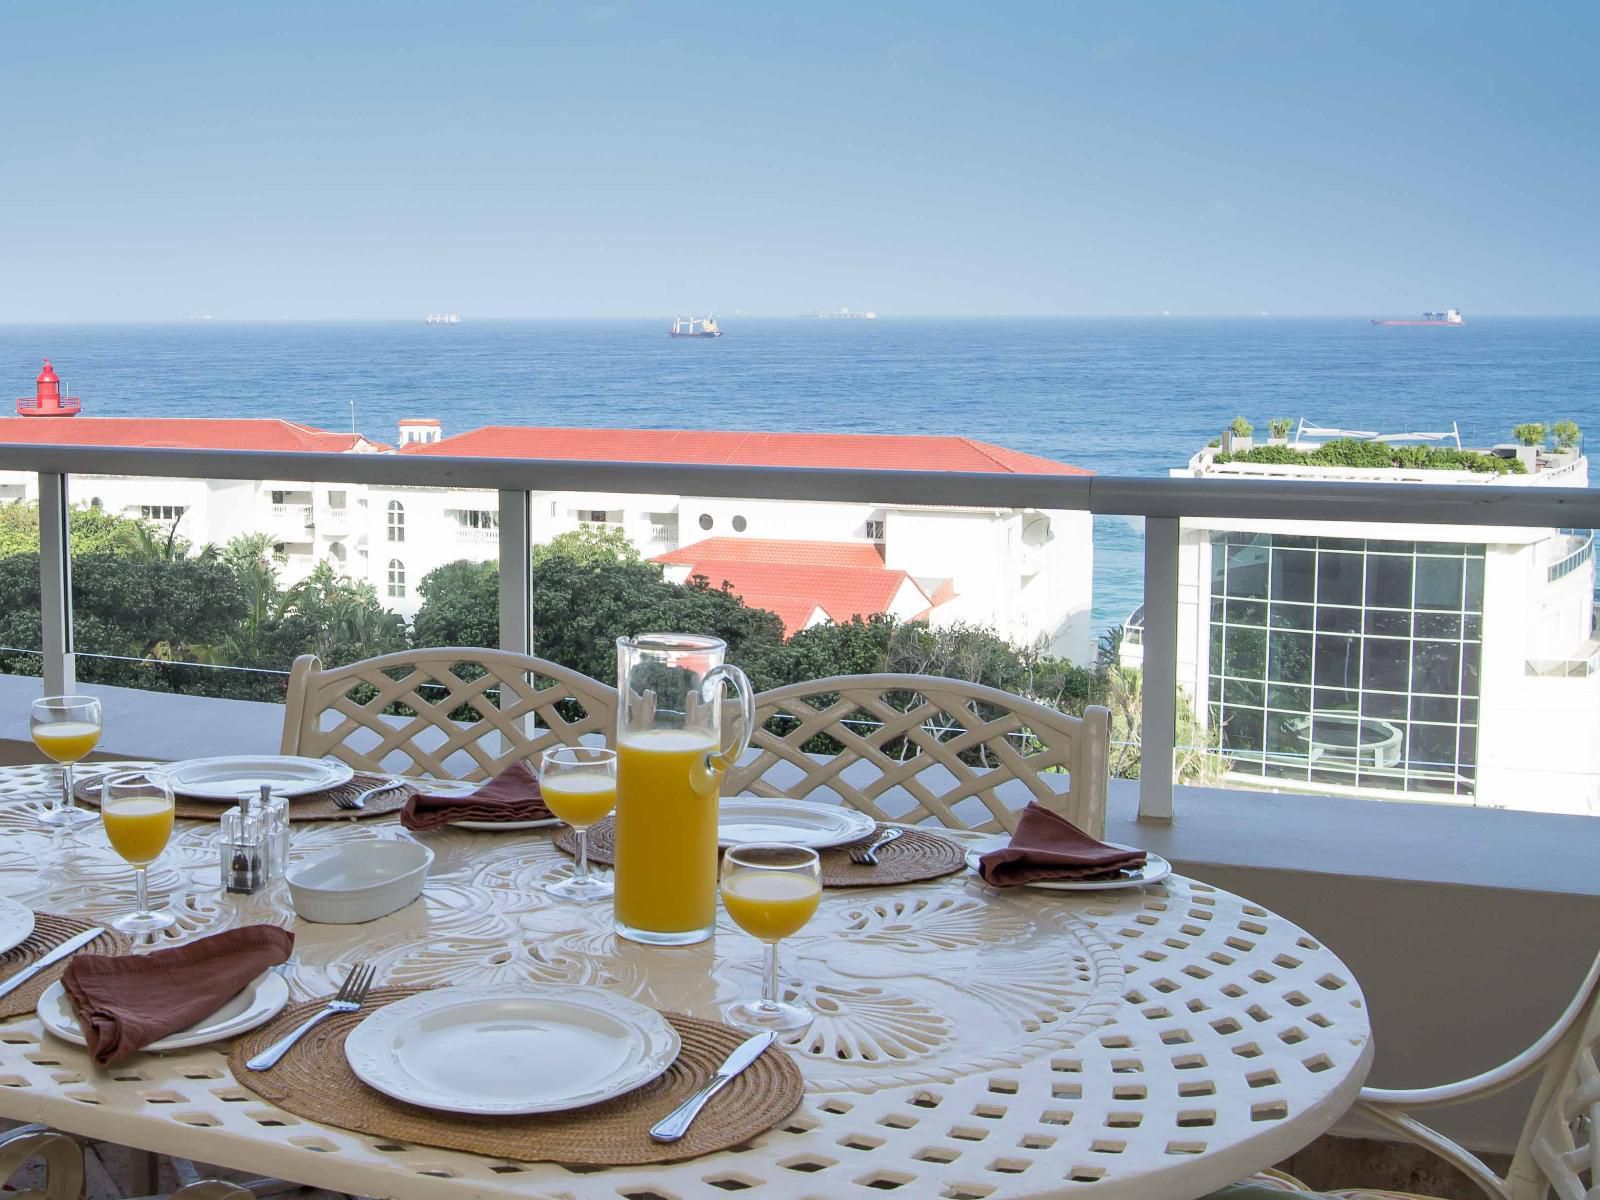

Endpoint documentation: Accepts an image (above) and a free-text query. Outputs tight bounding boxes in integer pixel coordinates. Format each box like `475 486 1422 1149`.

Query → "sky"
2 1 1597 320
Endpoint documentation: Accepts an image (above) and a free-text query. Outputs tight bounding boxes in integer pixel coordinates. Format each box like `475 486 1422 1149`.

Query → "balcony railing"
5 439 1600 822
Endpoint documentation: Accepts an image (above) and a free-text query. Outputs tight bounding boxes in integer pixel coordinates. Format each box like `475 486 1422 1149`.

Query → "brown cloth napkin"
62 925 295 1067
399 760 552 832
977 803 1147 886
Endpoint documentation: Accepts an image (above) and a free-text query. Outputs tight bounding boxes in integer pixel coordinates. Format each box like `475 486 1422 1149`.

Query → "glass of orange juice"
540 746 617 901
30 695 102 830
720 843 822 1032
100 771 177 935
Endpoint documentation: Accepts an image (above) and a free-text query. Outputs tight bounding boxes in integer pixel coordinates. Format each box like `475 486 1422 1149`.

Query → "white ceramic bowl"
286 840 434 924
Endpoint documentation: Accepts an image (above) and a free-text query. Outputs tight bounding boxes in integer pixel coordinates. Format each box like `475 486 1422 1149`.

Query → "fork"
245 963 375 1071
335 778 405 811
849 827 905 866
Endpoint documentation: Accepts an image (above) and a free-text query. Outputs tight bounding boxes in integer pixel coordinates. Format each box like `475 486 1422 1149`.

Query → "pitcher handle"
703 663 755 774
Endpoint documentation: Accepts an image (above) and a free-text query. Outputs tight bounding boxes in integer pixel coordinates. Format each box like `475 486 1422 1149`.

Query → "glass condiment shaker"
258 785 291 880
220 799 267 895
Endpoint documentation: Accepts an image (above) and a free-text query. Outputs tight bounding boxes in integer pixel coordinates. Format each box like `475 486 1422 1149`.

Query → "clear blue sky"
2 1 1595 320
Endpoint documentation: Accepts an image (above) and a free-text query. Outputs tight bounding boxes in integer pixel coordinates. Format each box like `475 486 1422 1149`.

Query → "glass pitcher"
614 633 754 946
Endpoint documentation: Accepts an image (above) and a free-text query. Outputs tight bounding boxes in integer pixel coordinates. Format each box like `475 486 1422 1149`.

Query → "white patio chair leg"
0 1124 86 1200
169 1183 256 1200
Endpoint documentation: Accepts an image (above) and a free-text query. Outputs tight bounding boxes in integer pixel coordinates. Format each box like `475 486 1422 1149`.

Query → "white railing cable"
38 473 74 696
1139 517 1180 820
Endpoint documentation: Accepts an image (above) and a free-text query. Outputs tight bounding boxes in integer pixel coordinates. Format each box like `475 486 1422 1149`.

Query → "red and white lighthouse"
17 360 81 417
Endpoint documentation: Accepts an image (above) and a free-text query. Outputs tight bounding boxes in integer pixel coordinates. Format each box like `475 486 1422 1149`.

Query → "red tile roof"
0 417 382 454
657 538 939 636
406 427 1086 474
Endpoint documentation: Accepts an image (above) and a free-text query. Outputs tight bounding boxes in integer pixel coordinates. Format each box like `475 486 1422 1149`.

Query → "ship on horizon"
1372 309 1464 326
669 316 722 338
805 307 878 319
425 313 461 325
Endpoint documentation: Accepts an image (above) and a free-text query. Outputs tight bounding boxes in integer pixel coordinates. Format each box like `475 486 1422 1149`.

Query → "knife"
0 927 105 1000
649 1030 777 1142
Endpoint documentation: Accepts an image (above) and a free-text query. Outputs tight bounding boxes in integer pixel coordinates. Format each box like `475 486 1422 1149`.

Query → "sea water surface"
3 317 1597 631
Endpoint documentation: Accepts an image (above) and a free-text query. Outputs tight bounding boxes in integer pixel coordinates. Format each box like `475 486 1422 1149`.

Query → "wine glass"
540 746 617 901
720 843 822 1032
30 695 102 829
99 771 177 935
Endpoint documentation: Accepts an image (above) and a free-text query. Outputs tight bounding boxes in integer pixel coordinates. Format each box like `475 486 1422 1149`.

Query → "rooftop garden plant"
1552 419 1581 449
1512 422 1547 447
1213 438 1525 475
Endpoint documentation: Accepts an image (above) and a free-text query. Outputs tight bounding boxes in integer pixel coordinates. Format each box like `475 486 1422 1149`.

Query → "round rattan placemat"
553 819 968 888
75 772 414 823
0 913 133 1020
227 986 804 1166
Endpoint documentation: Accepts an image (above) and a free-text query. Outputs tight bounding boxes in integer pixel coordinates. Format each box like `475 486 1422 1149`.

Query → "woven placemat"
227 986 804 1166
0 913 133 1020
75 772 415 823
554 819 968 888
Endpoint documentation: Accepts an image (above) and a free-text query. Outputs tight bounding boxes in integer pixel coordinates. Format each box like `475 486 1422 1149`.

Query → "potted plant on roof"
1267 418 1292 446
1221 416 1254 454
1552 420 1581 454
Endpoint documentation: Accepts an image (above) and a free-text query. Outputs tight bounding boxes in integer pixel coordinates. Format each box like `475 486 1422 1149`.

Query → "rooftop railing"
5 440 1600 822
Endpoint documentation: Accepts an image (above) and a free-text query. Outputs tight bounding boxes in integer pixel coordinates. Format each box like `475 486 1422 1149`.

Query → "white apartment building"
0 412 1097 662
1123 428 1600 815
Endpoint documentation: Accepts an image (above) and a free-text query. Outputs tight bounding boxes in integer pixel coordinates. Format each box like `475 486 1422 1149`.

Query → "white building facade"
1126 438 1600 815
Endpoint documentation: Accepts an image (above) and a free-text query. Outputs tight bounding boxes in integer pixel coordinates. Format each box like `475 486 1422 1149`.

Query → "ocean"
4 317 1597 633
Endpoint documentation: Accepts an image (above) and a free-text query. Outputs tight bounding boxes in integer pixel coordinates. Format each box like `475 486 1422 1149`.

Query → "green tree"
0 501 160 559
1552 419 1581 449
413 559 499 649
1512 422 1547 447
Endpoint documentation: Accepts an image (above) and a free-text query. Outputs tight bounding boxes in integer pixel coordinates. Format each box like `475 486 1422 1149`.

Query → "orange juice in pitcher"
613 635 753 946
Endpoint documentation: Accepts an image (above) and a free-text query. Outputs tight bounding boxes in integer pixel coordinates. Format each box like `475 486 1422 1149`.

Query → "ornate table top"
0 762 1372 1200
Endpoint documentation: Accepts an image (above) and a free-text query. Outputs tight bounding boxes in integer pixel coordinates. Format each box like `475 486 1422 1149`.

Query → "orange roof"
655 538 888 570
0 417 382 453
658 538 934 636
405 427 1086 474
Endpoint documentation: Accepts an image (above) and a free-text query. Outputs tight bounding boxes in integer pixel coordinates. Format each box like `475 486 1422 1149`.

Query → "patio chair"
725 673 1111 837
280 650 617 779
1207 943 1600 1200
0 1125 84 1200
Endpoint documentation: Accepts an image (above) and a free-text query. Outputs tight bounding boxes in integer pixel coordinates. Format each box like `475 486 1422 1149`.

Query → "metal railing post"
1139 516 1180 821
497 489 533 656
38 472 75 695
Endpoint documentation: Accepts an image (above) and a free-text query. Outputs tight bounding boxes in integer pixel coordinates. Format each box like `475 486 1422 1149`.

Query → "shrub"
1268 418 1293 440
1552 419 1581 449
1512 422 1547 447
1229 416 1254 438
1214 439 1523 475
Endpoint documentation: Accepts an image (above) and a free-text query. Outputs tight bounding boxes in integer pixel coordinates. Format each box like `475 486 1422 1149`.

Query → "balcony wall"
2 672 1593 1157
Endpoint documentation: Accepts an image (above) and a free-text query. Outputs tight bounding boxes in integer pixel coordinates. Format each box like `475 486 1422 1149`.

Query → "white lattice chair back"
280 650 617 779
725 672 1110 837
1356 943 1600 1200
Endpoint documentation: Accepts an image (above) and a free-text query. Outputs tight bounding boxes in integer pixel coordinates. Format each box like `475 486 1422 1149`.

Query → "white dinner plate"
412 779 561 831
717 798 876 850
163 756 355 802
37 970 290 1053
344 985 680 1115
0 897 36 958
965 843 1174 891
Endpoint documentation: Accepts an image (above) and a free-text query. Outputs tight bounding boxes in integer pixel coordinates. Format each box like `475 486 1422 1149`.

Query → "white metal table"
0 762 1372 1200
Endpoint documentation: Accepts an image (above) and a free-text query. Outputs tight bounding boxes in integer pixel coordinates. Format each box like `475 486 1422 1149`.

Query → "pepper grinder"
221 793 266 895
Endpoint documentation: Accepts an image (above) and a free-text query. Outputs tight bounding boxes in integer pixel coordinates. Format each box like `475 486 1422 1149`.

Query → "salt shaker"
221 798 266 895
258 785 291 880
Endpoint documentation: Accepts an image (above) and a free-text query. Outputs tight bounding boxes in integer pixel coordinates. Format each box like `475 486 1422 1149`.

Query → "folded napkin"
977 803 1147 887
399 760 552 832
62 925 294 1067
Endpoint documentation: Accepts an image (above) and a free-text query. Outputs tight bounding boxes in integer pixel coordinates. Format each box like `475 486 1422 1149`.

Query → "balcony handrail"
9 441 1599 825
0 441 1597 528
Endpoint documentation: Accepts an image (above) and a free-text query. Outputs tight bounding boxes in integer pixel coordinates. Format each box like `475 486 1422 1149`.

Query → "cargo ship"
669 316 722 338
1372 309 1464 326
